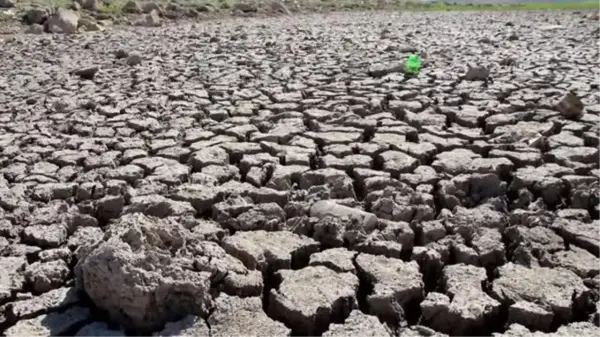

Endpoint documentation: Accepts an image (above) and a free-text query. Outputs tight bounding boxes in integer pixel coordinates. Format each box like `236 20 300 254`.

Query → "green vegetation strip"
407 1 599 11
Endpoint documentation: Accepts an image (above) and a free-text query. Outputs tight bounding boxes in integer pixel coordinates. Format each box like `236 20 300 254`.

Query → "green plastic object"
406 54 421 74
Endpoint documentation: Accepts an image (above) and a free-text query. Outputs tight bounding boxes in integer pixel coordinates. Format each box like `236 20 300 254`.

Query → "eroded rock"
74 213 214 331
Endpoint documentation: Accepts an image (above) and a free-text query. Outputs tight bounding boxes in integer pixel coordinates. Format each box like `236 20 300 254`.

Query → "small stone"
557 92 585 120
122 0 142 13
79 0 98 10
72 66 99 80
126 53 142 66
233 2 257 13
142 2 163 14
115 49 129 59
465 66 490 81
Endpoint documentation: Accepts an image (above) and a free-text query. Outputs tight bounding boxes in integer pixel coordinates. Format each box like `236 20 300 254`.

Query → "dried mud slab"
355 253 424 324
268 266 359 335
155 294 290 337
495 322 599 337
491 263 592 330
322 310 393 337
421 264 501 335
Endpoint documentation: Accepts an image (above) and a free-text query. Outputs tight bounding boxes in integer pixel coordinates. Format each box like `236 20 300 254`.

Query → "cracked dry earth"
0 9 599 337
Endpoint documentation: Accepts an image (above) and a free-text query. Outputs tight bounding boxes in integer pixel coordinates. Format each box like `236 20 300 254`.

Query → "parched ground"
0 9 599 337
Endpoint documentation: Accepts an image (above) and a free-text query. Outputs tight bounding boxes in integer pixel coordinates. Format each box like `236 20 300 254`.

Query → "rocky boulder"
0 0 15 8
74 213 214 332
45 8 79 34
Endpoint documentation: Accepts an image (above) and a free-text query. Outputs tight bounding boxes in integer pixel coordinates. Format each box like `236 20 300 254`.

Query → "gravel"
0 8 599 337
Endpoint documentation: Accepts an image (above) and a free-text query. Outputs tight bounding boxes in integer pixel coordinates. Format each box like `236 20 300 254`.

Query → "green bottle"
406 54 421 74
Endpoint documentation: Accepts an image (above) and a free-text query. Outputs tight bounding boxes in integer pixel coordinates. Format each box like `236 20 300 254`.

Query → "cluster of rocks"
0 9 599 337
18 0 166 34
6 0 293 35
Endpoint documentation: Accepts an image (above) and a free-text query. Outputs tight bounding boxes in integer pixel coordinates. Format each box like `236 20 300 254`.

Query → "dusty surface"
0 9 599 337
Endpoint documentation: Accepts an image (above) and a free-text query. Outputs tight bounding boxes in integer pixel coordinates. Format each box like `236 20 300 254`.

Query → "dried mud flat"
0 9 599 337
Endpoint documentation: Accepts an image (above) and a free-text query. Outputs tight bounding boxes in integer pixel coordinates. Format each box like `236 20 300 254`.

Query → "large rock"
74 213 214 331
24 8 47 24
138 9 161 27
122 0 142 13
79 0 98 11
45 8 79 34
0 0 15 8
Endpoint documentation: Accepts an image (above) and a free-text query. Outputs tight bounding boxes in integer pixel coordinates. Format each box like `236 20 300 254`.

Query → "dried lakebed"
0 9 599 337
